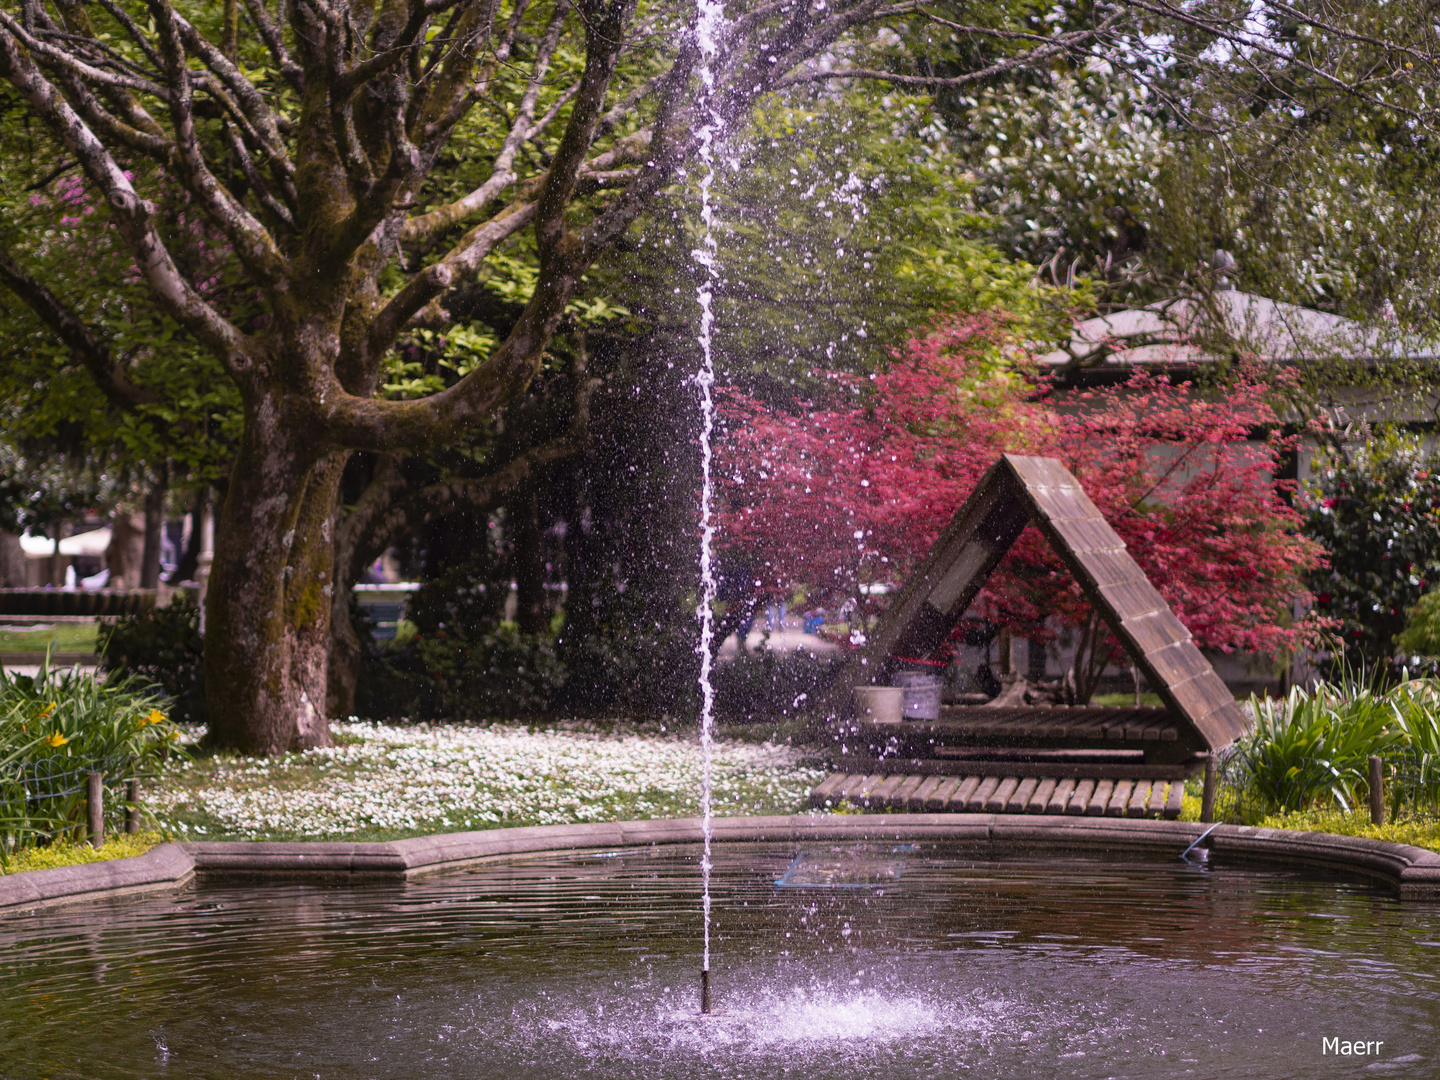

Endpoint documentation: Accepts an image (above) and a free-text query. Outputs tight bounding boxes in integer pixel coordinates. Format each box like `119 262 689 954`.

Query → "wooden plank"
811 772 847 803
1120 608 1192 655
1028 777 1057 813
826 757 1194 781
1085 779 1114 816
1008 776 1039 813
1097 578 1167 622
907 775 944 810
925 776 962 811
1047 777 1076 814
1106 779 1133 817
946 775 982 810
1143 641 1213 686
1069 547 1146 589
857 774 887 801
967 776 1001 811
1025 777 1059 812
1127 780 1152 817
1149 780 1170 817
1048 514 1124 555
867 774 906 806
833 773 869 801
1164 780 1185 820
1025 484 1103 526
891 774 926 807
1067 778 1096 814
985 776 1020 812
1006 453 1085 493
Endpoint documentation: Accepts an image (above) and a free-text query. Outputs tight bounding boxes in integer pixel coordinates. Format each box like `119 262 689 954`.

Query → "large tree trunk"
0 531 25 587
106 513 145 589
204 411 342 754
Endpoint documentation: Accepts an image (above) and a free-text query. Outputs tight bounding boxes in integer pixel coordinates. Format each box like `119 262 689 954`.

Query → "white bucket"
853 686 904 724
895 672 945 720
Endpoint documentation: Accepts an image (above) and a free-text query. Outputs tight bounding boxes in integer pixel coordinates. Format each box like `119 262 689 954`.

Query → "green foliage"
950 65 1166 274
361 625 566 722
1253 809 1440 856
1303 431 1440 673
99 597 207 726
1232 676 1440 816
712 651 846 724
603 86 1080 382
1397 590 1440 660
357 555 565 721
0 829 165 876
0 654 183 857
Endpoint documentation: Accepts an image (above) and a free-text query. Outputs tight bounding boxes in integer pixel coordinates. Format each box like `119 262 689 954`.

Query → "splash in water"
691 0 728 1010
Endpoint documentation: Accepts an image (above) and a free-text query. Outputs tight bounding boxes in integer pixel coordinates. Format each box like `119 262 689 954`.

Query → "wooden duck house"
808 454 1252 819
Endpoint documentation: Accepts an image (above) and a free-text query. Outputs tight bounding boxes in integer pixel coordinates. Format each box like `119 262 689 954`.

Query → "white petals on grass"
151 721 826 840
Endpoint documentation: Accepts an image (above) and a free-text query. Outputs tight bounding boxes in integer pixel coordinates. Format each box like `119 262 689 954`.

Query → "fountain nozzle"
701 967 712 1014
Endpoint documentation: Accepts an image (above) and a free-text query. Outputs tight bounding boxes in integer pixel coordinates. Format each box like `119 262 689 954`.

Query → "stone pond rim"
4 815 1440 914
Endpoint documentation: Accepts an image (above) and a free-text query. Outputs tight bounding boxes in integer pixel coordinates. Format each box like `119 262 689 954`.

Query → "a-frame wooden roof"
823 453 1251 751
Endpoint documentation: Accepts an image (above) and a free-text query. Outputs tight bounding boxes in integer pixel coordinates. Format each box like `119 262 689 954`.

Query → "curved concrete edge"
0 842 195 915
3 816 1439 915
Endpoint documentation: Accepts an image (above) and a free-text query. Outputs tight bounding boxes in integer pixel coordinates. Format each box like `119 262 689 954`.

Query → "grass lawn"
0 622 100 654
149 719 828 842
1091 691 1165 708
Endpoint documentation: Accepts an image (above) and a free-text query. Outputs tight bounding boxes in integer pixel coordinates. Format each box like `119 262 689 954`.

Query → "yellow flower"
37 702 55 719
45 732 68 748
143 709 166 726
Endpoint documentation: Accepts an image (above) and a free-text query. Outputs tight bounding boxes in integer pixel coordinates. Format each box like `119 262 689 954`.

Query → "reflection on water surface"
1 842 1436 1079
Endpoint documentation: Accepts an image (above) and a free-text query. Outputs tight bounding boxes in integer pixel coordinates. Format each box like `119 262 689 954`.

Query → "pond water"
1 842 1437 1079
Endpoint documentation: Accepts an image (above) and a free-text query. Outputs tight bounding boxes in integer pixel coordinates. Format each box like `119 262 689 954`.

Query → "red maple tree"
717 313 1327 698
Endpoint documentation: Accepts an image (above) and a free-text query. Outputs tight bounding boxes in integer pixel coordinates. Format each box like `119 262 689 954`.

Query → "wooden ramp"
811 769 1186 819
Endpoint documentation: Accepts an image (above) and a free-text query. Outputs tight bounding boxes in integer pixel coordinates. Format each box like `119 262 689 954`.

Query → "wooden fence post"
86 771 104 850
1200 756 1217 824
126 779 140 834
1369 755 1385 827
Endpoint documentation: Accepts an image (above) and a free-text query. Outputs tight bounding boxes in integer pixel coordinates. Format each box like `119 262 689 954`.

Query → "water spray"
692 0 727 1019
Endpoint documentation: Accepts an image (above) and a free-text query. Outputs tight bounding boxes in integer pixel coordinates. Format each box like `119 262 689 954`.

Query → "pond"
1 842 1436 1079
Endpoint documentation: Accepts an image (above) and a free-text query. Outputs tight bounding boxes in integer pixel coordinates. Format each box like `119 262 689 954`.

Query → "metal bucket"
895 671 944 720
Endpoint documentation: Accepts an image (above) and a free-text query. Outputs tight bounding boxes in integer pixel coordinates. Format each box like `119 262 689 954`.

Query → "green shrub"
98 596 207 725
1232 675 1439 816
0 655 184 858
1396 589 1440 662
1303 432 1440 675
712 650 845 723
360 624 566 721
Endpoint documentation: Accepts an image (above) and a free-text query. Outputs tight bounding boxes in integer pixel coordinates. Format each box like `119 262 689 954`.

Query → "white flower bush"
151 721 827 841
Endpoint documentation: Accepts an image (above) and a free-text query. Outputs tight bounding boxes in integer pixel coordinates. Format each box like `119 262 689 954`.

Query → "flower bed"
151 721 827 842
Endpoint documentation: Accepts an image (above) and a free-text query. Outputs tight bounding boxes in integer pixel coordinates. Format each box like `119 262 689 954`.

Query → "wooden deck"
810 769 1186 819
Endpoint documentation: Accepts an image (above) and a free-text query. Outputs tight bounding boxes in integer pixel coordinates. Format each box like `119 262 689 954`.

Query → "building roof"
1036 289 1438 378
822 453 1252 752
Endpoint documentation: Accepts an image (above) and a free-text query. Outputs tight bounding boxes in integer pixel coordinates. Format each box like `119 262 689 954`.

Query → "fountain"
691 0 728 1017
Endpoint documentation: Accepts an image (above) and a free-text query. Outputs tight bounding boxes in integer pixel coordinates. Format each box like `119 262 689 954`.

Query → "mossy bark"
204 398 341 753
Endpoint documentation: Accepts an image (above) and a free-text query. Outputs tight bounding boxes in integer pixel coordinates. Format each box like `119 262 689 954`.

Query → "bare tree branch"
0 27 254 379
0 240 158 409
